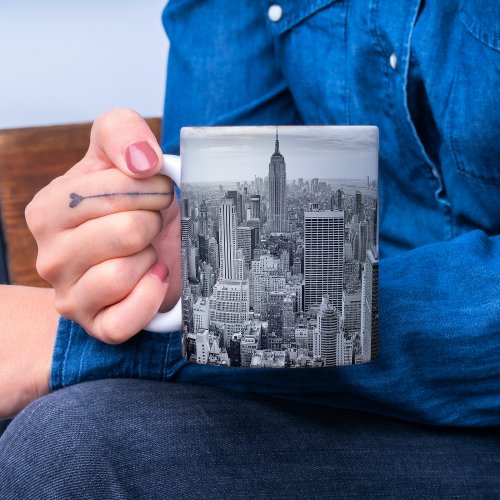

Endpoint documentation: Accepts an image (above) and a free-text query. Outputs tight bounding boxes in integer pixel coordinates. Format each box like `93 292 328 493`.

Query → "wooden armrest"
0 118 162 286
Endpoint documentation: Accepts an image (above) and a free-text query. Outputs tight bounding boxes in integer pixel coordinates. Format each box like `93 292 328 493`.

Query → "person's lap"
0 379 498 499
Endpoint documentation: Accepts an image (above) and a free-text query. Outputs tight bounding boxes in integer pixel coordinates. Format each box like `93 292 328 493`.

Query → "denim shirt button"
268 4 283 22
389 53 398 70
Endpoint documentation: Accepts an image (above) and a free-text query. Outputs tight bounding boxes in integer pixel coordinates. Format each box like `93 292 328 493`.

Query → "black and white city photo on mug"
180 126 378 368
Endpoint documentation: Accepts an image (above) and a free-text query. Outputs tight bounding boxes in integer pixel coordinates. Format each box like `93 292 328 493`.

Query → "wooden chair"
0 118 162 287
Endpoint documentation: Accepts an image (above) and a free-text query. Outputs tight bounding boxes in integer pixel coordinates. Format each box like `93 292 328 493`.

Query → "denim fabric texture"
50 0 500 426
2 379 500 499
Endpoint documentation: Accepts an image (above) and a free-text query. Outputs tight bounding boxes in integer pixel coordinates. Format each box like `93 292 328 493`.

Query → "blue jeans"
1 379 499 499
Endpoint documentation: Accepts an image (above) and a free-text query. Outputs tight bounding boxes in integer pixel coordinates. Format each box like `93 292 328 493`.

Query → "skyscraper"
250 194 261 219
355 191 362 217
218 199 237 280
358 221 368 263
268 291 285 337
236 226 252 266
181 216 193 290
199 199 208 236
342 288 362 334
268 129 287 233
361 247 379 361
336 189 343 210
208 236 219 276
316 296 340 367
304 210 344 312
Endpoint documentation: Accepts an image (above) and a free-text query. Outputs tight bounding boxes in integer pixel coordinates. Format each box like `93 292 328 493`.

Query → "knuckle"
114 215 146 253
115 212 160 254
102 258 136 296
96 316 128 345
25 192 47 236
25 177 64 236
36 253 63 283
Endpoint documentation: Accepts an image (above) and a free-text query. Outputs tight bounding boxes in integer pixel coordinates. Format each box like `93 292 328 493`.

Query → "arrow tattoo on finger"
69 191 174 208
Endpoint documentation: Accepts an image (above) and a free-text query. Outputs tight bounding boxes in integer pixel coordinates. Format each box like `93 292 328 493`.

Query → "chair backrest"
0 118 162 287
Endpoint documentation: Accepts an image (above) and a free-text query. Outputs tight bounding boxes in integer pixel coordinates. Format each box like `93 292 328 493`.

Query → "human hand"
25 108 181 344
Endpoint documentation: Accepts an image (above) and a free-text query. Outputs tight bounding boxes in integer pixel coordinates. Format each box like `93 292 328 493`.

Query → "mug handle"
143 154 183 333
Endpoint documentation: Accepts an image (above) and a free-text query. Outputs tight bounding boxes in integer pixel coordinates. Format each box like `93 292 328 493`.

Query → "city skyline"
181 126 378 183
181 126 378 368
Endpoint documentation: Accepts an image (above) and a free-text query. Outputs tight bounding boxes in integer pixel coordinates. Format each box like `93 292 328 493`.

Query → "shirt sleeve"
50 320 186 390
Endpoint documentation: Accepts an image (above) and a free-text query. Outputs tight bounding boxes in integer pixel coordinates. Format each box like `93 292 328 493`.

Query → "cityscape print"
180 126 378 368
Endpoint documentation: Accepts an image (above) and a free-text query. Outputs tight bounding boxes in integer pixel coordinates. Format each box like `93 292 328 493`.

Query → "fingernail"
151 263 169 283
125 141 159 173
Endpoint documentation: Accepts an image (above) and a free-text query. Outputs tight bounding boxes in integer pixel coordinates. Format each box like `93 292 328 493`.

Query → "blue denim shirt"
51 0 500 426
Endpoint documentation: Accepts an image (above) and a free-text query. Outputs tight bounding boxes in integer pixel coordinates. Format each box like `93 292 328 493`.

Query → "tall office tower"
225 190 237 212
201 261 214 297
237 192 243 224
182 198 189 218
189 246 197 280
336 189 343 210
280 249 290 274
344 241 354 262
304 210 344 312
367 176 370 188
298 178 304 188
316 296 340 367
292 256 302 276
336 327 354 366
235 249 246 281
237 226 252 265
225 190 242 224
268 291 285 337
208 236 219 277
268 129 287 233
342 288 362 334
330 194 336 211
181 216 193 290
198 234 208 263
361 247 379 361
247 223 260 258
311 178 319 194
355 191 362 217
250 194 261 219
368 204 378 249
218 199 237 280
199 200 208 236
358 221 368 263
283 295 295 343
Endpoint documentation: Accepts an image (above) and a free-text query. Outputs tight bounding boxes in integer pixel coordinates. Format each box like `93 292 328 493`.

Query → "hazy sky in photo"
180 126 378 184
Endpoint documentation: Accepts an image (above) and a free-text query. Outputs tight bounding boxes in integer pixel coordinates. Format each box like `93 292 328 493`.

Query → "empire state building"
268 129 287 233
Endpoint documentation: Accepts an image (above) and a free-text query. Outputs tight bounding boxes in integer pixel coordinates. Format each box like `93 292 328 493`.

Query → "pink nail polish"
151 263 169 283
125 141 159 173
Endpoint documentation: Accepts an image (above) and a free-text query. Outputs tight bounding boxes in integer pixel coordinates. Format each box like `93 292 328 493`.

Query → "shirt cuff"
50 317 187 391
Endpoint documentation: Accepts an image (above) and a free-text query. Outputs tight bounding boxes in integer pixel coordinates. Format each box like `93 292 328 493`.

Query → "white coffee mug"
145 125 379 369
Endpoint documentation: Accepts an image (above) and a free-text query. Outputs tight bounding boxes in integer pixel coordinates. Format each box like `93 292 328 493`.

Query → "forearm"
0 285 58 419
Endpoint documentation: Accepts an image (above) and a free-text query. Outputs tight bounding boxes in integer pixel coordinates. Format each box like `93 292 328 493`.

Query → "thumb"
67 108 164 179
